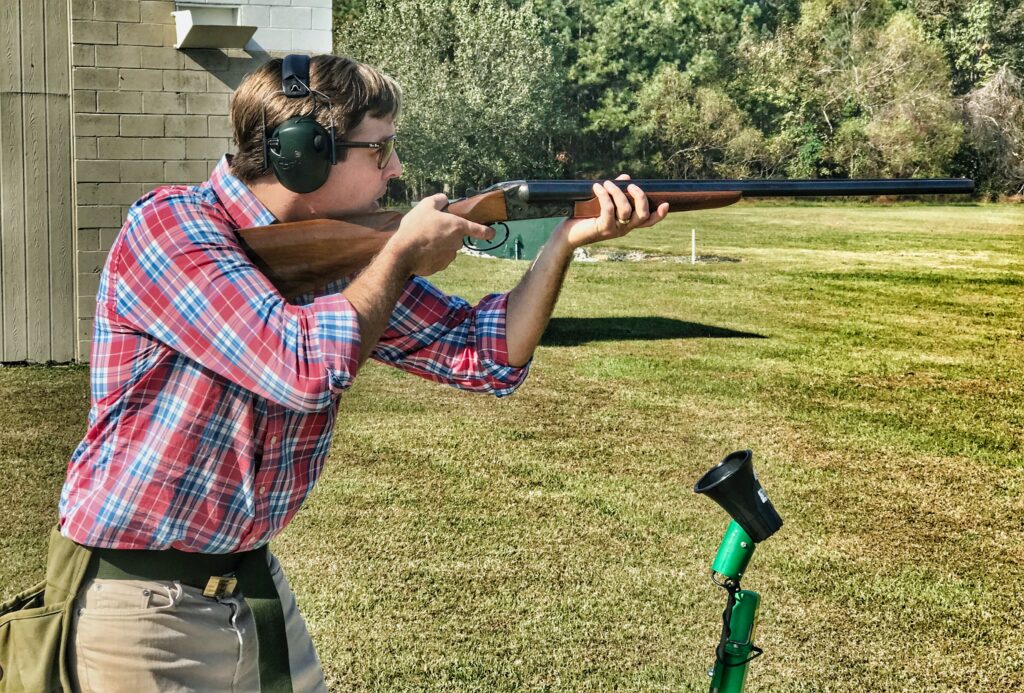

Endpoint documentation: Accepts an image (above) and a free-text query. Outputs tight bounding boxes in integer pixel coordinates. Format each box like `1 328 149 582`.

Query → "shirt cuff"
310 292 361 393
474 292 531 396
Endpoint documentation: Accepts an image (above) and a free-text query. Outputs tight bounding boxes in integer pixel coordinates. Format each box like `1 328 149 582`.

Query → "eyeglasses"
334 134 397 170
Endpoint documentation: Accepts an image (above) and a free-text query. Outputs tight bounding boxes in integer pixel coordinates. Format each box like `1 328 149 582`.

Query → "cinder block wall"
70 0 288 361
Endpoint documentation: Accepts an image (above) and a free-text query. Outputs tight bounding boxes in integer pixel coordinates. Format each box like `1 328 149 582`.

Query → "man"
56 54 668 691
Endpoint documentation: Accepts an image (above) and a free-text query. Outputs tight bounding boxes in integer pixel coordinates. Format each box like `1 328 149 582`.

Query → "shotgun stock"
236 178 974 301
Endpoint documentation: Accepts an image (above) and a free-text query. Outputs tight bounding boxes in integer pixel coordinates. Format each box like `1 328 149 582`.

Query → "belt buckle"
202 574 238 599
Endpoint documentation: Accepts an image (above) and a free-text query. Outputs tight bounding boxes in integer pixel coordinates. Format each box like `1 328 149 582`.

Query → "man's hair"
229 54 402 182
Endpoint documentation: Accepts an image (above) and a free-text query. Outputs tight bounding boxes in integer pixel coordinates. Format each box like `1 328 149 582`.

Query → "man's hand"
557 174 670 250
386 193 494 276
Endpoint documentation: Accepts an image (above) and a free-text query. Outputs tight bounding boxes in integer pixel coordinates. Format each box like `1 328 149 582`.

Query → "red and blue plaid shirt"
59 156 529 553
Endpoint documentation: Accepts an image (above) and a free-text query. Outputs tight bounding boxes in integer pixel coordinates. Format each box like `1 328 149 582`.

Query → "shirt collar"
207 155 278 229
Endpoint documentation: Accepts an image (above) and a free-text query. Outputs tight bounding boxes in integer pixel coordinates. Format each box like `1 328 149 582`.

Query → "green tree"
903 0 1024 93
565 0 787 174
636 66 783 178
963 66 1024 194
334 0 570 195
733 1 962 177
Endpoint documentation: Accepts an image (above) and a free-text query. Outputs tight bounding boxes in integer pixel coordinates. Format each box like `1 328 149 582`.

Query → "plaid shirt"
60 156 529 553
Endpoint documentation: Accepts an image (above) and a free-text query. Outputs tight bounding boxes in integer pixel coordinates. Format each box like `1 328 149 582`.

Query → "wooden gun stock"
235 190 741 301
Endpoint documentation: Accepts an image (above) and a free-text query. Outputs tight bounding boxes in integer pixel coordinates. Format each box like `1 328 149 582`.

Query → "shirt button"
259 486 266 495
270 436 278 446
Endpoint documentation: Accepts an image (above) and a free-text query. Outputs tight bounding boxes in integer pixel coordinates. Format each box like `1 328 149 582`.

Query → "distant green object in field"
476 218 564 260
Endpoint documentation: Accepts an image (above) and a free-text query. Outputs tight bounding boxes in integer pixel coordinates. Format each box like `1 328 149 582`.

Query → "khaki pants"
67 552 327 693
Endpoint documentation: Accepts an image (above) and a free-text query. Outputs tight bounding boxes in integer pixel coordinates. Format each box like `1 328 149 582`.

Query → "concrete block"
238 5 270 26
163 70 207 93
73 44 95 67
165 160 212 183
98 136 142 158
165 114 208 137
180 49 230 72
208 115 232 138
142 138 185 159
77 228 101 251
77 273 100 298
96 44 141 68
185 137 230 160
117 68 164 91
75 136 98 158
74 90 97 113
77 317 95 342
118 23 167 46
76 160 120 182
77 205 123 228
291 30 331 53
100 227 122 248
252 28 292 51
79 294 99 317
209 64 258 92
143 92 187 115
97 90 143 113
73 20 118 45
311 8 331 31
302 0 334 8
93 0 140 22
186 93 229 115
204 73 234 94
121 114 165 137
139 46 183 70
75 113 120 136
79 250 111 274
120 160 165 182
73 66 118 90
77 182 145 206
71 0 93 20
140 1 175 25
271 7 311 29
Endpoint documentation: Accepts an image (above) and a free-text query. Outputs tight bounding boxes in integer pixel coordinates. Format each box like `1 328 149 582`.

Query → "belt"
84 545 293 693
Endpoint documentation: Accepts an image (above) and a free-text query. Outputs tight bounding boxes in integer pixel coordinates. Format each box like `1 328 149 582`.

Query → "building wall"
70 0 333 361
0 0 76 363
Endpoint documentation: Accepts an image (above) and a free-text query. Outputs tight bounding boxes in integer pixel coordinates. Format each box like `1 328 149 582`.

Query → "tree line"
334 0 1024 197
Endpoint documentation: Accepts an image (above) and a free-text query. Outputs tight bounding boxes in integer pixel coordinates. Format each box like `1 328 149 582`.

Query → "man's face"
299 114 402 218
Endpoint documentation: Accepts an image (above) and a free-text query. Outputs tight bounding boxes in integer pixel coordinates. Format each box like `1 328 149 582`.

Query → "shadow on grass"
541 317 767 346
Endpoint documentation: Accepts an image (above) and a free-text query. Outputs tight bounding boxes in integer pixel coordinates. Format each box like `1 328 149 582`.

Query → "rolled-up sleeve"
110 194 361 412
371 276 530 396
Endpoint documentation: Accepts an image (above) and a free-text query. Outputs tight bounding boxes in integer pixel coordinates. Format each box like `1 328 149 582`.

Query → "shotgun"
236 177 975 301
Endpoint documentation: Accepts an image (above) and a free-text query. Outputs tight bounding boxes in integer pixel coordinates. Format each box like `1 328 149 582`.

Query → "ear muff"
266 116 335 194
261 54 338 193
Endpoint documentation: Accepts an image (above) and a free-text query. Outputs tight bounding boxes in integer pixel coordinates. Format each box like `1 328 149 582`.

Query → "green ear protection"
262 54 338 194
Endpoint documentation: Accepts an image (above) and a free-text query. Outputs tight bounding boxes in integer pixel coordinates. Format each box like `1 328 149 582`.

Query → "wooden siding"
0 0 75 362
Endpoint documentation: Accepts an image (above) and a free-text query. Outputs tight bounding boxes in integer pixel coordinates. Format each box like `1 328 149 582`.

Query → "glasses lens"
378 137 396 169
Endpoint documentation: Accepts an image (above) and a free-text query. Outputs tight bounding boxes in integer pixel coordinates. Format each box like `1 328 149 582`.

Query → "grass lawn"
2 202 1022 690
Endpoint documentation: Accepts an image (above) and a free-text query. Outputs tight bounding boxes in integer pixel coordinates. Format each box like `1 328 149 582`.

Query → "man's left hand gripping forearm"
504 176 671 367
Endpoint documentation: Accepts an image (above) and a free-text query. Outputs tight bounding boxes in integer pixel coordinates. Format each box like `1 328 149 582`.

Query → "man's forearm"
341 246 413 365
504 224 577 367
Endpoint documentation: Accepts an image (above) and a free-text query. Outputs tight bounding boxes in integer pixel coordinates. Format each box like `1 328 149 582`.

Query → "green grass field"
2 202 1022 690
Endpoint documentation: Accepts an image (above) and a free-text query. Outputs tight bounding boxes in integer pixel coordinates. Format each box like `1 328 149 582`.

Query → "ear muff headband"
262 54 338 193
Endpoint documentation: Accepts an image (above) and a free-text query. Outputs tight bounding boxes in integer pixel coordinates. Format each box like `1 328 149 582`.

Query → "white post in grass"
691 228 696 264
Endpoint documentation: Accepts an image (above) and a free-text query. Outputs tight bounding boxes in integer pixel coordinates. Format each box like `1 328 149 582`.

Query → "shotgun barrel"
497 178 975 202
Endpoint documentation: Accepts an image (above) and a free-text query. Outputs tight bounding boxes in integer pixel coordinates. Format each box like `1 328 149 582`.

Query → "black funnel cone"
694 450 783 542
